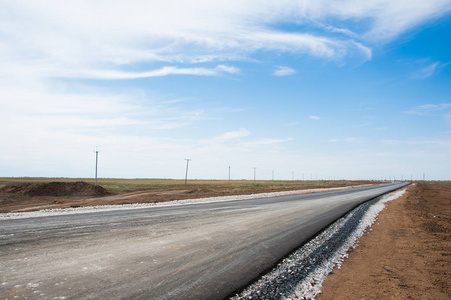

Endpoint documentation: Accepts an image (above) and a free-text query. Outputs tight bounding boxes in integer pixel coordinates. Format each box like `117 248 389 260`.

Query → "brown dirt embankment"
319 182 450 299
0 181 110 212
1 181 109 197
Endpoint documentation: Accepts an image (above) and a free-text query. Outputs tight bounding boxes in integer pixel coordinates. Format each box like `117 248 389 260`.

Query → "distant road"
0 182 408 299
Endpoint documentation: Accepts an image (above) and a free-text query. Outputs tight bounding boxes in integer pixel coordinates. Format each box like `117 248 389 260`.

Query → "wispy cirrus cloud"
243 138 294 148
382 138 451 146
60 65 240 80
2 0 449 84
418 103 451 111
414 62 440 79
321 0 451 42
0 86 205 133
406 103 451 115
329 138 363 143
214 128 250 141
309 115 320 120
273 66 296 76
411 61 449 79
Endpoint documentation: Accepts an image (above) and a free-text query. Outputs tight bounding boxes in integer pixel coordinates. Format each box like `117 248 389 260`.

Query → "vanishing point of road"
0 182 408 299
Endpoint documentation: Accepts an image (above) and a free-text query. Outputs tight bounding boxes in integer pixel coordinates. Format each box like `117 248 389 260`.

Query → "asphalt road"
0 182 408 299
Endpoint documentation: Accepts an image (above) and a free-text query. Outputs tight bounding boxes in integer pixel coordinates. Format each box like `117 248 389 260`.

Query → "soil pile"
0 181 109 197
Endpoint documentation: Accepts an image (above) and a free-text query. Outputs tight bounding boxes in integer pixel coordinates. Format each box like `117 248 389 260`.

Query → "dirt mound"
0 181 109 197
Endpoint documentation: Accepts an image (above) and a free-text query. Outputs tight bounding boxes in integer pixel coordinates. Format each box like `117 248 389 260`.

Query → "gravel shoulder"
318 182 451 299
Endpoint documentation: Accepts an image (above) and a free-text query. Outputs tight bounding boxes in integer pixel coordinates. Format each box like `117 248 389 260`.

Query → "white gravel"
231 187 407 300
0 184 371 220
290 188 407 299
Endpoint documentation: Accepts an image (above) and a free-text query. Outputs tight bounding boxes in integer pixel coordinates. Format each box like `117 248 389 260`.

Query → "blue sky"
1 0 451 181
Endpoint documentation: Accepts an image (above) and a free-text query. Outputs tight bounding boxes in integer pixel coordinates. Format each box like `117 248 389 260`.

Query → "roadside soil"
0 180 372 213
0 186 197 213
318 182 450 299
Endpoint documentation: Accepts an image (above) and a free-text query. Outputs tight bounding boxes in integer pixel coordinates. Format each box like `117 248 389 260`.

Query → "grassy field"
0 177 383 194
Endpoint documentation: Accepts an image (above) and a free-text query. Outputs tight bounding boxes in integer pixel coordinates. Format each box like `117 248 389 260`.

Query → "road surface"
0 182 408 299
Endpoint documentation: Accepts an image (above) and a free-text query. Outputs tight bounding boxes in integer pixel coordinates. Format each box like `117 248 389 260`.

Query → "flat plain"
1 178 449 299
0 178 376 213
0 182 405 299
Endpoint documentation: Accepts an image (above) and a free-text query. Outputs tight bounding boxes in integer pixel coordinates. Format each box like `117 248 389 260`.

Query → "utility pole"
272 170 274 181
94 147 99 186
184 159 191 184
292 171 294 181
423 172 425 182
228 166 231 184
253 167 256 182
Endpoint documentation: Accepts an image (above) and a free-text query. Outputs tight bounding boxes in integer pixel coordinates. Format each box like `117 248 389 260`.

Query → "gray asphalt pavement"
0 182 408 299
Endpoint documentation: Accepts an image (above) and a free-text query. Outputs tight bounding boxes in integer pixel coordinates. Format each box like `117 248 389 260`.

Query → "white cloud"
273 66 296 76
328 138 363 143
345 137 363 143
406 103 451 115
320 0 451 42
215 128 251 141
58 65 240 80
1 0 450 180
383 138 451 146
216 65 241 74
243 138 294 148
0 84 205 140
2 0 448 85
418 103 451 111
411 62 440 79
322 24 358 37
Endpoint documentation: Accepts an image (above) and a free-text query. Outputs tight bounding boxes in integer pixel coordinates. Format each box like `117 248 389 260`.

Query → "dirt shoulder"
0 180 374 213
318 182 451 299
